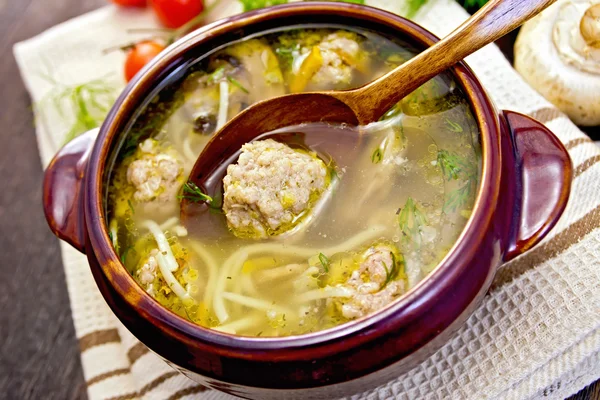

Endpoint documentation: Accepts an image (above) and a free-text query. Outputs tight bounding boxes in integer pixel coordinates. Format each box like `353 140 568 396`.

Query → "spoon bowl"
181 0 556 221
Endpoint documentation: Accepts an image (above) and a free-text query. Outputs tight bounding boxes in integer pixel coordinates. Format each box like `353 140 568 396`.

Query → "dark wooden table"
0 1 598 399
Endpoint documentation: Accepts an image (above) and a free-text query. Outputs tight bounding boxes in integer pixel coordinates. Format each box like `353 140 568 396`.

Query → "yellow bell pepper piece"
290 46 323 93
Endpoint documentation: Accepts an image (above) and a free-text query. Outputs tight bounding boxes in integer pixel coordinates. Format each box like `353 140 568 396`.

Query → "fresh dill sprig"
437 149 478 213
445 118 464 133
318 253 330 273
437 150 466 181
443 179 477 213
397 197 428 245
227 76 249 93
178 182 213 204
36 72 121 144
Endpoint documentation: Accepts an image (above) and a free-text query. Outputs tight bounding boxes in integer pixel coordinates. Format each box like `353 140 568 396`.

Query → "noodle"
159 217 179 231
212 314 264 334
295 286 354 303
142 220 179 272
155 252 193 304
188 242 218 309
183 133 197 164
211 225 386 322
216 81 229 131
213 250 248 323
222 292 292 315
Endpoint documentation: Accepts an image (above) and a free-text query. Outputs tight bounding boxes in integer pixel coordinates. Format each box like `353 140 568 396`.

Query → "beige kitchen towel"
14 1 600 399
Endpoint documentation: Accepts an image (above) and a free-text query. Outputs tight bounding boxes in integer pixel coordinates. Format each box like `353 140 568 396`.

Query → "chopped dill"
398 197 428 245
227 76 249 93
207 66 226 84
178 181 213 204
371 147 383 164
444 180 477 213
274 43 299 69
437 150 466 181
437 149 478 213
381 252 404 289
445 118 464 133
318 253 330 273
127 199 135 214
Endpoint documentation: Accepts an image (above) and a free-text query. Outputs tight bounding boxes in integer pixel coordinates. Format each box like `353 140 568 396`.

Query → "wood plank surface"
0 1 596 399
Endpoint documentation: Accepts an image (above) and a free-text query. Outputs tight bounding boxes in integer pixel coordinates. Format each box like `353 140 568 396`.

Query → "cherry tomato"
124 41 166 82
150 0 204 29
111 0 147 6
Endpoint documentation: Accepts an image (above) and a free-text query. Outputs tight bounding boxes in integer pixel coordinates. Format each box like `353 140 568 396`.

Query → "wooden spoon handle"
341 0 557 123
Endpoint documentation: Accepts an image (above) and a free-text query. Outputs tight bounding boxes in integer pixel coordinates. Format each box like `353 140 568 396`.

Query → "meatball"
295 32 364 90
313 32 361 86
338 244 406 319
126 139 183 204
223 139 329 239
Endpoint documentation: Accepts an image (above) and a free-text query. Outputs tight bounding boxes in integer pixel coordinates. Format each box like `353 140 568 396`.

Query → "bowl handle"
501 111 572 261
43 128 99 254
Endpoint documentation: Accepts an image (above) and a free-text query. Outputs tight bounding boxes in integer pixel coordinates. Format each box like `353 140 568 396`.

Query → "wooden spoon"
181 0 556 221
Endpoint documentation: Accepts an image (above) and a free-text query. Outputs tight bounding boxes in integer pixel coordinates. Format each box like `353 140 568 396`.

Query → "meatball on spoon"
182 0 555 220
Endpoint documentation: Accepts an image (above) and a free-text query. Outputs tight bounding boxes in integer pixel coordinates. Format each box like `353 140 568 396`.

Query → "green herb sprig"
178 182 214 204
227 76 249 93
445 118 464 133
437 150 466 181
207 66 226 84
397 197 428 246
443 180 476 213
36 73 121 144
318 253 330 273
381 252 405 289
274 43 300 68
436 150 478 213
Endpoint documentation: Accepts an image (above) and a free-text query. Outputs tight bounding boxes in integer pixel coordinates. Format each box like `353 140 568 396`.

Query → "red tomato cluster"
111 0 205 81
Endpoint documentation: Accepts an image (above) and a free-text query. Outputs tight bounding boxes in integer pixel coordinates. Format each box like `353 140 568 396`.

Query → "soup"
107 27 481 336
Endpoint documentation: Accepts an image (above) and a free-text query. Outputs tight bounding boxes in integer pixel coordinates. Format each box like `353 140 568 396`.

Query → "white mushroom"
515 0 600 126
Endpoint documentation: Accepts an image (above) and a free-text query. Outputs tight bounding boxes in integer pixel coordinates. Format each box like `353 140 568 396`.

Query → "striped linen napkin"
14 0 600 399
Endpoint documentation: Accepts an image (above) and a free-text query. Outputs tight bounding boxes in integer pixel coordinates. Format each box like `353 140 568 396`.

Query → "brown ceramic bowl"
43 3 572 399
